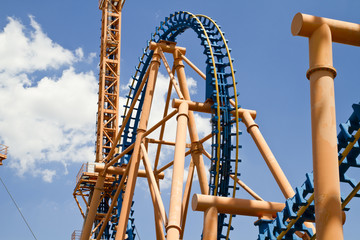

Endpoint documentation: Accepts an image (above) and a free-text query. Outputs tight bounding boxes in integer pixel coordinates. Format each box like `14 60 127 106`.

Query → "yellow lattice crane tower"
95 0 124 163
72 0 125 239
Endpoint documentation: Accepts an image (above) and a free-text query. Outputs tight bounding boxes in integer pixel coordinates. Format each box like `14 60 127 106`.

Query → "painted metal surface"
112 12 241 239
293 12 360 240
74 8 360 240
95 0 122 163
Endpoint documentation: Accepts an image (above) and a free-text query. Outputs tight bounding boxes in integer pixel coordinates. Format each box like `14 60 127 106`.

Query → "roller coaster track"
77 8 360 240
106 11 241 239
256 103 360 240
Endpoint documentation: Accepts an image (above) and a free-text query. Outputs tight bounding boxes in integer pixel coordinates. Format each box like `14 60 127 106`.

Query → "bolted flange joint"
306 65 337 80
191 141 203 154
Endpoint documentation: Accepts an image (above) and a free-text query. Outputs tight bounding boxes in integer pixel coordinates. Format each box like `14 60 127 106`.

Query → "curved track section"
257 103 360 240
113 11 241 239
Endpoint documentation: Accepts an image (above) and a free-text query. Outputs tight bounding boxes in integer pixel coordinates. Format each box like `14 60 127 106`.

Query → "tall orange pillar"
174 49 209 195
202 207 218 240
115 46 161 240
292 13 345 240
166 102 189 240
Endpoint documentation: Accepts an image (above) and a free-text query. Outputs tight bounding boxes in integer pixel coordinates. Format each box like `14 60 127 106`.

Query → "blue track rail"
256 103 360 240
105 11 241 240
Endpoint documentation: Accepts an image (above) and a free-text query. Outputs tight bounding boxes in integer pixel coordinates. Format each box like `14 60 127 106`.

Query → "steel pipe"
166 102 189 240
96 164 130 240
174 49 209 195
241 111 295 199
141 143 168 227
149 40 186 55
292 12 360 46
94 164 165 179
192 194 285 218
292 13 345 240
80 175 105 240
180 159 195 239
230 175 263 201
202 207 218 240
115 46 161 240
172 99 212 113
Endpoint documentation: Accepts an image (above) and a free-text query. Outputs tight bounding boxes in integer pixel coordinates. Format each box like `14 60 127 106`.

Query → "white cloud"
75 48 84 60
0 16 98 182
39 169 57 183
0 14 211 184
87 52 97 64
0 16 76 74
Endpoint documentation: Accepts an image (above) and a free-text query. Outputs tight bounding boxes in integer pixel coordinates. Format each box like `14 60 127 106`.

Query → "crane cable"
0 176 38 240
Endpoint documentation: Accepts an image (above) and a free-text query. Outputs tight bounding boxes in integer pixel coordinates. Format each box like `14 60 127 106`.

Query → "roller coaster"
73 1 360 240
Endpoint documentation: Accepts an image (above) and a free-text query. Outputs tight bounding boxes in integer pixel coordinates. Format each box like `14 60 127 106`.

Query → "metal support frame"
95 0 122 162
75 7 360 240
173 48 209 195
115 45 162 240
291 12 360 240
166 102 189 240
111 41 215 240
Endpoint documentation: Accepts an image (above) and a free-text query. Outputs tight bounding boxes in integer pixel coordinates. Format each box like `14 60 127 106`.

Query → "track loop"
112 11 240 239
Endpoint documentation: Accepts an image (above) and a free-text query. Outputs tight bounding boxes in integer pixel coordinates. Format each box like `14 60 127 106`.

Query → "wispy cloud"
0 16 97 182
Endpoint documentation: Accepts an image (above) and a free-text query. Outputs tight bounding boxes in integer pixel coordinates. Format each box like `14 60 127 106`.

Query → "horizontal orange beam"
149 40 186 55
173 98 257 120
192 194 284 218
292 12 360 46
95 164 165 179
172 99 212 113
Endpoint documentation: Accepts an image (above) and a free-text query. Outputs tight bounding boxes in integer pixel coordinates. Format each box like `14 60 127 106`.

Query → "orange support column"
174 49 209 195
292 13 347 240
180 158 195 239
166 102 189 240
115 46 161 240
80 175 105 240
202 207 218 240
307 25 342 240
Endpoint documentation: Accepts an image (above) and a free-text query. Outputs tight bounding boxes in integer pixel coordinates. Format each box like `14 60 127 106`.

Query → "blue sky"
0 0 360 239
